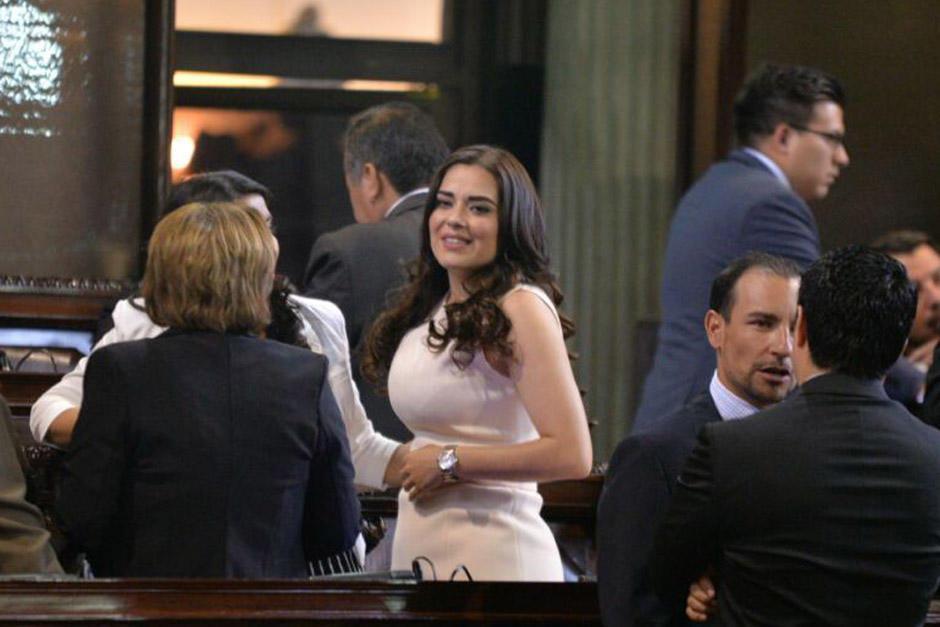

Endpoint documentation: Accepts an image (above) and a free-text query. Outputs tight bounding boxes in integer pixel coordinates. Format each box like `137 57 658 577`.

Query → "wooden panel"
0 579 600 624
745 0 940 252
361 475 603 525
0 374 62 416
176 31 457 84
0 294 120 331
138 0 175 245
0 275 126 332
685 0 749 182
175 86 426 113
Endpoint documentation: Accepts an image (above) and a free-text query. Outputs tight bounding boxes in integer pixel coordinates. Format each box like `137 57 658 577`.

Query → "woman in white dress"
363 145 592 581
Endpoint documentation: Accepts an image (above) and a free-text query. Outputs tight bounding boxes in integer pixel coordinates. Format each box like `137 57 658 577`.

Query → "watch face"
439 448 457 471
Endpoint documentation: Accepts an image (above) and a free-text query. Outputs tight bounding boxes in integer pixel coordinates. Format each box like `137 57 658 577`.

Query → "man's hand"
686 574 718 622
401 444 445 501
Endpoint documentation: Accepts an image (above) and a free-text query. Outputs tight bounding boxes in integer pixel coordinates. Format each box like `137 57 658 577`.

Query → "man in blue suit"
634 64 850 432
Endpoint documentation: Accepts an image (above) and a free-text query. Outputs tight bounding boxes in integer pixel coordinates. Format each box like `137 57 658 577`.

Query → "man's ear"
360 162 381 203
705 309 724 350
769 122 793 153
794 305 808 348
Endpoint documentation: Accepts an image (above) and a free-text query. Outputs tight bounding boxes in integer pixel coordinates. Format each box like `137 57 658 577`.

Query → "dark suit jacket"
302 191 426 442
652 373 940 627
0 396 62 574
57 329 360 578
884 355 925 416
634 150 819 432
921 343 940 428
598 392 720 627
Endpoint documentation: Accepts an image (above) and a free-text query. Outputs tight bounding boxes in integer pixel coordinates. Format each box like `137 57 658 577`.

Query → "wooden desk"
0 579 600 625
360 475 603 526
0 373 61 418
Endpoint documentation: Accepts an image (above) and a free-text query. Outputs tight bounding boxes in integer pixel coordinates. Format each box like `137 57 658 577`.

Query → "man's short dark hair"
870 230 938 257
799 245 915 378
167 170 271 213
709 252 801 320
733 64 845 147
343 101 449 195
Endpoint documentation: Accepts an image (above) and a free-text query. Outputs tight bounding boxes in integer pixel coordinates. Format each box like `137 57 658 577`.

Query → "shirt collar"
742 147 791 189
385 187 429 218
709 370 761 421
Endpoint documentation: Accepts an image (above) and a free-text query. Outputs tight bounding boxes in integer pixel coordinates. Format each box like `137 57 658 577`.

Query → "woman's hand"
686 574 718 622
401 444 446 501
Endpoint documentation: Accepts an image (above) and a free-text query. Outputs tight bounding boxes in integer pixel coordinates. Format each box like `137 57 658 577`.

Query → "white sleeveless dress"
387 284 564 581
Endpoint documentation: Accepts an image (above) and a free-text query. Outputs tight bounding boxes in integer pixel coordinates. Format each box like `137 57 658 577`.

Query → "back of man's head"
799 245 915 378
343 102 449 196
870 229 938 258
167 170 271 213
710 251 802 320
733 64 845 147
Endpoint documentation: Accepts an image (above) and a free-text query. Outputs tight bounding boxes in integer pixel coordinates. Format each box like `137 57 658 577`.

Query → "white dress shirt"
742 147 791 189
709 370 760 421
29 295 400 490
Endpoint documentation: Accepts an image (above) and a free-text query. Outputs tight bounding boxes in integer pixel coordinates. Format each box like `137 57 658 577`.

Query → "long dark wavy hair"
363 145 574 389
266 275 310 349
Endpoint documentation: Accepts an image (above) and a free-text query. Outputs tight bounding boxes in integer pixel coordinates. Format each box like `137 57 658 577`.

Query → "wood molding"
360 474 603 526
681 0 749 185
175 31 457 85
139 0 175 250
0 579 600 624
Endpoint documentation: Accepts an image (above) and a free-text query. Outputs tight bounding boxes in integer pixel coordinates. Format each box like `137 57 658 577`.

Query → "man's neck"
742 146 791 189
796 363 829 386
709 371 761 421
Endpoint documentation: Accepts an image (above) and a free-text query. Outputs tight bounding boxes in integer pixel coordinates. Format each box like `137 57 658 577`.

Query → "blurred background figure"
871 229 940 416
0 395 62 575
303 102 449 443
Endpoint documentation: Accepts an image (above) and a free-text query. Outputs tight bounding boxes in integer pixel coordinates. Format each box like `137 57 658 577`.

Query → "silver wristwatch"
438 445 459 483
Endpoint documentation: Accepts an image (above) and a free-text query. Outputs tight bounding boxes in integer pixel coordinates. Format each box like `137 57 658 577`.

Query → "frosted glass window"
0 0 145 280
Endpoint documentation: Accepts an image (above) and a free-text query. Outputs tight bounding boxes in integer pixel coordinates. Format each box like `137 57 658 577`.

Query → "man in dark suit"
634 64 850 432
303 102 448 442
871 230 940 415
652 246 940 626
598 253 800 626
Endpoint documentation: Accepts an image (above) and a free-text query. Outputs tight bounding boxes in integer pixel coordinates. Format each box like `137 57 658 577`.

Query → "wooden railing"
0 578 600 624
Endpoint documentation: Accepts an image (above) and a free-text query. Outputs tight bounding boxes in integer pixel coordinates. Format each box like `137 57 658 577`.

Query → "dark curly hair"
799 245 915 378
363 145 574 389
265 275 310 349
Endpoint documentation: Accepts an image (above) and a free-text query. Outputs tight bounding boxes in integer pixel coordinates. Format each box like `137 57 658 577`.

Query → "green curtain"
540 0 681 458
